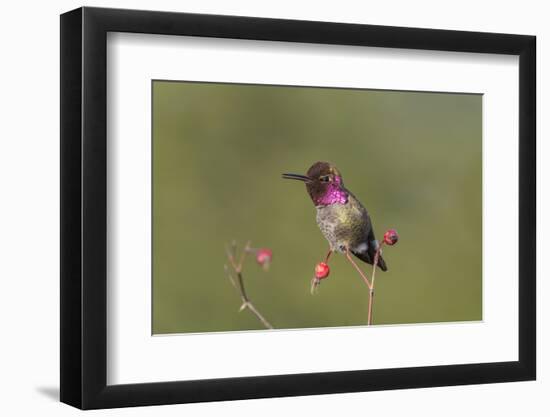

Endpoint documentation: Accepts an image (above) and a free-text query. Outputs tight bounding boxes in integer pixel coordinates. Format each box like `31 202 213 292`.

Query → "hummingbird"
282 161 387 272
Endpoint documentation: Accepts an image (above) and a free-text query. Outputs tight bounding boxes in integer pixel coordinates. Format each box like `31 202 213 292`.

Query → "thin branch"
367 245 382 326
224 264 238 289
237 240 251 272
241 294 273 329
225 244 238 271
236 270 250 304
345 249 372 289
345 244 385 326
225 242 273 330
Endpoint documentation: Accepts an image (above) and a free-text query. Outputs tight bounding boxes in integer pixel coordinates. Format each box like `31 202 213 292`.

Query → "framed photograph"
60 6 536 409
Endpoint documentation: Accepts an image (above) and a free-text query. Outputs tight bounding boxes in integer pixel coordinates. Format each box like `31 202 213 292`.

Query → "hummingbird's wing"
346 190 388 272
351 230 388 272
366 227 388 272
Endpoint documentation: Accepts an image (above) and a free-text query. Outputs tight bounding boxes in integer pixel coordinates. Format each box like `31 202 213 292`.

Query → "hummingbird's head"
282 161 348 206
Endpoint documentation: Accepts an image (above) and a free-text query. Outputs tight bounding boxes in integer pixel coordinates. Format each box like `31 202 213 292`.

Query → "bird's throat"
315 177 348 206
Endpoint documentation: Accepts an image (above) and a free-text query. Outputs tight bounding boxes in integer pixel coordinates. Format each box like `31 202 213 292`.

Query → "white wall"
0 0 545 415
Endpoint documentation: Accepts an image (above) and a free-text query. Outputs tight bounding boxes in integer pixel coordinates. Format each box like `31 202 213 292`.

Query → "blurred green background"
152 80 482 334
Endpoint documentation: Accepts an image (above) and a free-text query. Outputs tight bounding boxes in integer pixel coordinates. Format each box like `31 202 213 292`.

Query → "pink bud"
315 262 330 279
256 248 273 270
383 229 399 246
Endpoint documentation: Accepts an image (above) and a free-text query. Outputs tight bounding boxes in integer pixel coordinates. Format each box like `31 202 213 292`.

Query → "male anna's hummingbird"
283 161 387 271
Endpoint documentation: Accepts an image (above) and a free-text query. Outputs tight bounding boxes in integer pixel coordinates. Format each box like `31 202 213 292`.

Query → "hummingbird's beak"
282 173 311 182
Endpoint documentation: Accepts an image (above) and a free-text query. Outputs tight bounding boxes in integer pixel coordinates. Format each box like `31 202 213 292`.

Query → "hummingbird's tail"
351 247 388 272
376 254 388 272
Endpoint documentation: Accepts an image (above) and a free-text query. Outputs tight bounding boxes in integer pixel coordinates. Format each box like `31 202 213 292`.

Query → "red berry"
383 229 399 246
256 248 273 269
315 262 330 279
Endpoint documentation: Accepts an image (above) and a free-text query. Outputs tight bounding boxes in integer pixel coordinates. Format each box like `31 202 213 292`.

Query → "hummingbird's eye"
320 175 331 183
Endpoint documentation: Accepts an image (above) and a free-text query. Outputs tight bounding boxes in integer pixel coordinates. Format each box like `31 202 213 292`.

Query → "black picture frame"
60 6 536 410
